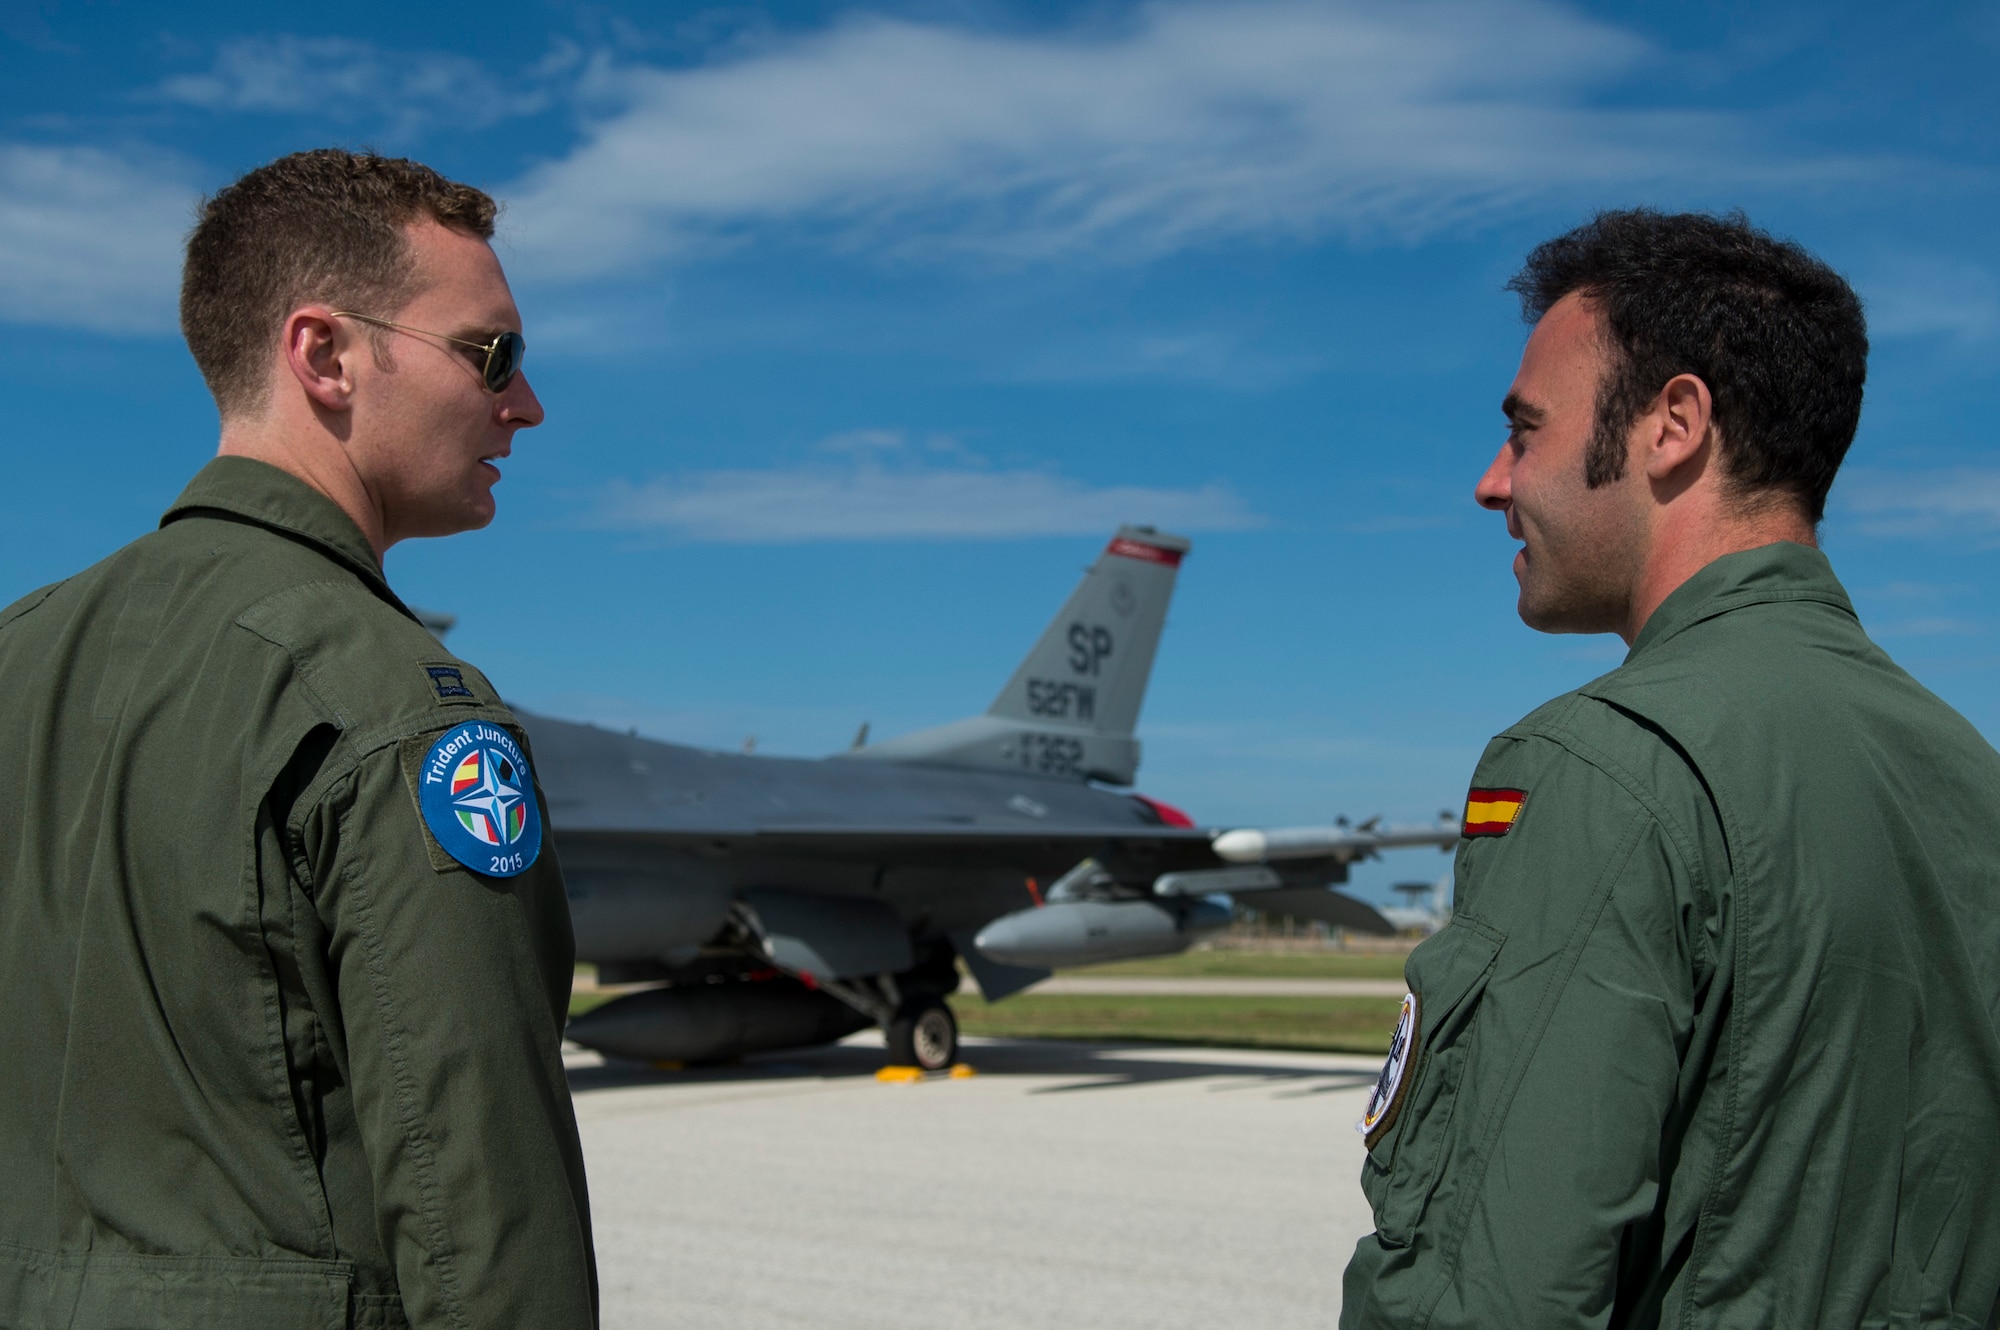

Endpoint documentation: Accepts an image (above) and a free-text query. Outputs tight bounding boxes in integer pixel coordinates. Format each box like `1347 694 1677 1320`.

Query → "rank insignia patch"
417 721 542 877
423 663 477 704
1463 787 1526 837
1358 992 1420 1148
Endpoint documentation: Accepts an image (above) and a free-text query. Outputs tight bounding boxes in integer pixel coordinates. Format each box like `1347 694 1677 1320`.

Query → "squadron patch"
417 721 542 877
1462 787 1526 837
1357 992 1420 1149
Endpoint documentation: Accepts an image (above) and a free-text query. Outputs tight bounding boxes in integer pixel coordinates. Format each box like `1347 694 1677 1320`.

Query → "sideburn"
1584 378 1643 488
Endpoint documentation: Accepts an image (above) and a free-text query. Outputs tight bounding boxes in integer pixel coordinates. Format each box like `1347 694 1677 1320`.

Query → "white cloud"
0 145 191 333
0 3 1885 335
1860 256 1997 342
156 36 576 136
0 35 577 336
583 435 1262 541
1838 468 2000 537
1012 328 1322 389
505 0 1847 280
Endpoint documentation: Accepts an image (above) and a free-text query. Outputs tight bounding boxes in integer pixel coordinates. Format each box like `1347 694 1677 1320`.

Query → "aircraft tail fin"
986 527 1186 739
844 527 1188 784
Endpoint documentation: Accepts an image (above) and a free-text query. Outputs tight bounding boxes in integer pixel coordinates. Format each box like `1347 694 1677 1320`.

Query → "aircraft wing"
555 820 1222 881
964 819 1459 971
582 822 1216 843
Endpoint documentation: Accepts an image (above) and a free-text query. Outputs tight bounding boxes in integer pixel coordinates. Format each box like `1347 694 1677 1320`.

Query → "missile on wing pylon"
1210 821 1460 864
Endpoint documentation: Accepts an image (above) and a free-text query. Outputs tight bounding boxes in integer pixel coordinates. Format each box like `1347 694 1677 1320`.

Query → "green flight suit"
1342 542 2000 1329
0 458 597 1329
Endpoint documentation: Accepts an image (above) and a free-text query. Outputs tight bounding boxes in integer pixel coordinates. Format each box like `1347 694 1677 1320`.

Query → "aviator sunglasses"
330 311 525 393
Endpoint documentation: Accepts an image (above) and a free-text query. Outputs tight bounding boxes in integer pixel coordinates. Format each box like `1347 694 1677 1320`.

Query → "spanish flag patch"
1463 787 1526 837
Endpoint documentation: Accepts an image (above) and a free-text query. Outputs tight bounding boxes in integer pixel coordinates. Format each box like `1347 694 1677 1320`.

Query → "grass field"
954 993 1402 1054
570 948 1415 1048
1065 949 1410 981
570 987 620 1018
567 986 1401 1053
568 985 1403 1054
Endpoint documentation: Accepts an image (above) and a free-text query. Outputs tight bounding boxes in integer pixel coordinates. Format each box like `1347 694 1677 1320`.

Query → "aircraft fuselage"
523 710 1203 968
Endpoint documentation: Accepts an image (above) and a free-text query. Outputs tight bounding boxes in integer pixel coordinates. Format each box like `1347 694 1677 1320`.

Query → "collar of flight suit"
160 455 418 623
1625 539 1859 664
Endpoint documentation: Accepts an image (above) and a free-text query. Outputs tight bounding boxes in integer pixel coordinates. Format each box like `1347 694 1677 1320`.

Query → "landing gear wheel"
887 998 958 1071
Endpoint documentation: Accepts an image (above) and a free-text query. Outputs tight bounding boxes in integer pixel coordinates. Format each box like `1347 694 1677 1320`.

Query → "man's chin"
400 495 496 542
1519 606 1621 636
1517 581 1622 636
458 479 499 531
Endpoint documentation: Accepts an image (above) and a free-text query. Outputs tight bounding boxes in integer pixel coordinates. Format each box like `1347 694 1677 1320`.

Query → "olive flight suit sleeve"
1341 714 1710 1329
293 733 598 1330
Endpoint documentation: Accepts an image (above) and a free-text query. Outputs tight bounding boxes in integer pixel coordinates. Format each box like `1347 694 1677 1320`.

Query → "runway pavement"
570 1033 1385 1329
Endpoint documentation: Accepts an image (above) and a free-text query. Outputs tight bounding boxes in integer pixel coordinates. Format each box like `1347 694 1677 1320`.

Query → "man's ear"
282 307 355 412
1641 373 1715 482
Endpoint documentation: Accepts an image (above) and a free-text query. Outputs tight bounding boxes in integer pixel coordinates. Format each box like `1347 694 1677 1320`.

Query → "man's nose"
500 373 544 429
1474 442 1513 511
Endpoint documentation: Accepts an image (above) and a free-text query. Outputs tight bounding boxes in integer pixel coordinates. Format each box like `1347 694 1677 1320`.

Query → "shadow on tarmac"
566 1035 1380 1097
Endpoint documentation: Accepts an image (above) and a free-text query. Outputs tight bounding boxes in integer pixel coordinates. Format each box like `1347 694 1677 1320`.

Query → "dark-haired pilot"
1341 212 2000 1327
0 150 596 1327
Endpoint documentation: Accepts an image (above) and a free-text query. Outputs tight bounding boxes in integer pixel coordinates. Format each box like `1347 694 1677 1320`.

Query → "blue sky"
4 1 1997 904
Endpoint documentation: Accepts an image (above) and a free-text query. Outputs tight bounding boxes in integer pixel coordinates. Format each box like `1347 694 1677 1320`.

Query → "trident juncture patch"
418 721 542 877
1463 787 1526 837
1358 992 1420 1149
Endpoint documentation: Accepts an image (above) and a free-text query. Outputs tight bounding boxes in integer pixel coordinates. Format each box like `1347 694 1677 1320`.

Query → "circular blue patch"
417 721 543 877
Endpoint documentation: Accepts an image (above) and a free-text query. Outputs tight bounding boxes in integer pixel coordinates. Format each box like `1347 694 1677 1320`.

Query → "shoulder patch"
415 721 542 877
421 662 479 705
1358 991 1420 1149
1462 787 1526 837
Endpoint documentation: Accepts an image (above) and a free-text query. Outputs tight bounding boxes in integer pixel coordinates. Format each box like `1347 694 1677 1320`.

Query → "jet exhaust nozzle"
972 898 1231 969
566 980 872 1064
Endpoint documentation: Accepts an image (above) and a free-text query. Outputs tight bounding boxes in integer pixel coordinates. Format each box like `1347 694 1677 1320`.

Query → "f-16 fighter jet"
531 527 1453 1070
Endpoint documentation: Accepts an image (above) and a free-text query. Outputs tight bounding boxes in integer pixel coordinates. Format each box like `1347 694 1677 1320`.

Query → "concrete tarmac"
569 1034 1384 1329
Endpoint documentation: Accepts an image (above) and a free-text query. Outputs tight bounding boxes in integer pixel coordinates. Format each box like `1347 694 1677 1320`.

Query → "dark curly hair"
181 148 497 420
1508 210 1867 524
